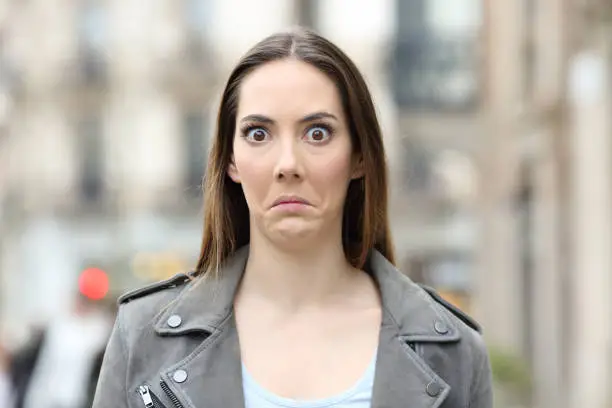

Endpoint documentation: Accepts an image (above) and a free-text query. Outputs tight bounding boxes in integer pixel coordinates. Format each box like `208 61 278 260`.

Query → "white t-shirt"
242 352 376 408
23 311 111 408
0 370 14 408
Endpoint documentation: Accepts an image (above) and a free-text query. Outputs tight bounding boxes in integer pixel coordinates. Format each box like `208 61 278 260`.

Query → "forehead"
237 59 343 118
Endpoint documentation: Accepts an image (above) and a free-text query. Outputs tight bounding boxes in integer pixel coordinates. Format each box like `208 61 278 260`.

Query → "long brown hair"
195 27 394 276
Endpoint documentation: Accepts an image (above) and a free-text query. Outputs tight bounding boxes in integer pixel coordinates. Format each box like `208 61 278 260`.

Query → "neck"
238 228 358 311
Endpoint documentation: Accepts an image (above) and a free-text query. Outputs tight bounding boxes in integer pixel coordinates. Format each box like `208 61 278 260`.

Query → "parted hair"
195 27 394 277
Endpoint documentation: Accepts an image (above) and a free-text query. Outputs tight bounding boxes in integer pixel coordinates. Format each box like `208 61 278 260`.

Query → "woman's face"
228 58 362 246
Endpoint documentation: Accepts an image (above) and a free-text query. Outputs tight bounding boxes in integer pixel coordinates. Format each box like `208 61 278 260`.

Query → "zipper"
138 385 175 408
160 380 185 408
137 381 185 408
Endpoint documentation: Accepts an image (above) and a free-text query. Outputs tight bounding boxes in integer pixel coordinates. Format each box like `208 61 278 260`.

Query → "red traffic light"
78 267 110 300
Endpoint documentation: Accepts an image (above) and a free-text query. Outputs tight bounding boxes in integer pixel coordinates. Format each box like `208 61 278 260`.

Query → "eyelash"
239 123 335 142
306 123 334 141
239 124 268 140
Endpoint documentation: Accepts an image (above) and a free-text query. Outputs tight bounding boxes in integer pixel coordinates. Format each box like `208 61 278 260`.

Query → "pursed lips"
271 195 312 208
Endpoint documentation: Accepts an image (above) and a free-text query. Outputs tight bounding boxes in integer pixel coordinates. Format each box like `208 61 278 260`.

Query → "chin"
274 224 318 240
253 213 340 250
267 218 323 244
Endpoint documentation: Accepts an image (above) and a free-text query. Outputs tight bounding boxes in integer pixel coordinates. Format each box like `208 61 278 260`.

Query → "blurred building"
0 0 218 341
0 0 611 407
477 0 612 407
0 0 401 339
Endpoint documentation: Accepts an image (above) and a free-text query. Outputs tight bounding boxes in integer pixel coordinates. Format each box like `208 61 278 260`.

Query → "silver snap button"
434 320 449 335
167 315 182 328
173 369 188 383
426 380 443 397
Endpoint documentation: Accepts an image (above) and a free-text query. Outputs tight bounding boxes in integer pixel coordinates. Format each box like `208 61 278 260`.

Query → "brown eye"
253 129 266 141
305 126 331 143
311 129 324 141
245 127 269 142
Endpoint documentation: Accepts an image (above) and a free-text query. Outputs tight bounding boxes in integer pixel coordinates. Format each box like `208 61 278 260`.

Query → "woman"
93 27 492 408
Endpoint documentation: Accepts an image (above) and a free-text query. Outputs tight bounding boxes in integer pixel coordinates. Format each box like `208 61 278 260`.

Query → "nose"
274 138 303 181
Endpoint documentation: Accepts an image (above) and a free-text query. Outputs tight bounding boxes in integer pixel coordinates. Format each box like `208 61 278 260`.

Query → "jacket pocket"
137 383 186 408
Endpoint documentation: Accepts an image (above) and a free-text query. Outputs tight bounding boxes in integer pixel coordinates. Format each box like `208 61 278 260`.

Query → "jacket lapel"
159 314 245 408
372 312 451 408
146 246 461 408
368 250 460 408
148 246 249 408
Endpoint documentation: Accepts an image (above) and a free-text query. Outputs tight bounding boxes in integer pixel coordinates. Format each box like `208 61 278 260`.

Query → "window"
401 137 432 193
183 112 207 197
397 0 427 37
78 117 104 202
392 0 481 111
523 0 536 101
78 0 107 84
295 0 319 29
183 0 209 64
184 0 207 34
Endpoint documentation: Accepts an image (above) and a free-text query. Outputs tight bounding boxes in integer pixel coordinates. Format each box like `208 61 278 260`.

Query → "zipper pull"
138 385 155 408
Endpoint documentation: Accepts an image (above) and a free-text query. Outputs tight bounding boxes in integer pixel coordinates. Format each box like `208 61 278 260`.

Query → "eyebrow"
239 111 339 125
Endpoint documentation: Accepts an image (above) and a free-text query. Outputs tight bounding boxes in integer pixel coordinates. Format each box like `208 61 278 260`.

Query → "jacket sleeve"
92 307 129 408
469 337 494 408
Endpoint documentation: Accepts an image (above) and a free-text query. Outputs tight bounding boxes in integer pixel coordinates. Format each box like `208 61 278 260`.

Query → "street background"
0 0 611 407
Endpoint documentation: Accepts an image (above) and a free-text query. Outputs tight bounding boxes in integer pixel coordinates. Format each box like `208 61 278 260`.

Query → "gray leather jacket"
93 246 493 408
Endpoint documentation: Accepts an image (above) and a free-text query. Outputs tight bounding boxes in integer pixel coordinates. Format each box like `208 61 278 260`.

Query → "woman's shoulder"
417 284 481 334
414 283 486 354
415 286 492 406
115 272 194 326
118 272 194 305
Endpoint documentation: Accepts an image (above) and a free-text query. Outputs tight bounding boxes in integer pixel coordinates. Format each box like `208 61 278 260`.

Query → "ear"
227 158 241 183
351 155 365 179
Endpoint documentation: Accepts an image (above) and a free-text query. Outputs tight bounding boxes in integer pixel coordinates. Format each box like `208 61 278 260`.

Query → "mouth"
271 195 312 208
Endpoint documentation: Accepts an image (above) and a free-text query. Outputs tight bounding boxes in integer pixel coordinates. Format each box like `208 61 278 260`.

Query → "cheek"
233 148 272 202
309 152 354 196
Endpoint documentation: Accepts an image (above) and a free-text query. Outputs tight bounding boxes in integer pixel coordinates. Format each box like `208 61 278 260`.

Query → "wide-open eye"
304 125 332 143
242 126 270 143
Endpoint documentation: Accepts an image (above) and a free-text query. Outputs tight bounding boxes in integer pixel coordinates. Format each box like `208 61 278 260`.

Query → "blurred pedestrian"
7 326 45 408
94 27 492 408
17 272 113 408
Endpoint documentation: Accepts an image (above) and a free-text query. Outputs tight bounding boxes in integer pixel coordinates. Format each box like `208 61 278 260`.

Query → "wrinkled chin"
251 215 329 249
268 217 322 241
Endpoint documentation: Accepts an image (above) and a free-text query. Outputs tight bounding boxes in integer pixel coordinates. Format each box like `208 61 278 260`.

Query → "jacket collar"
154 245 460 343
151 245 458 408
